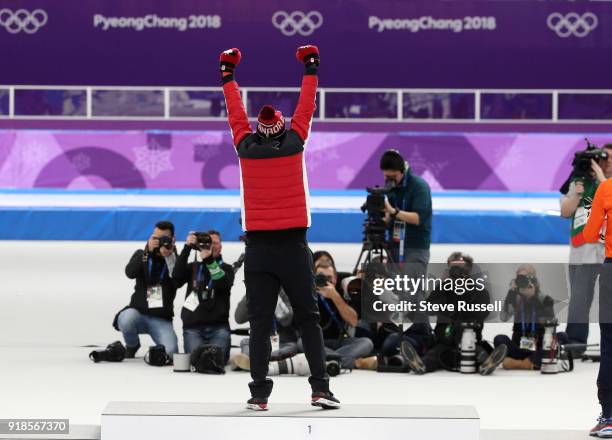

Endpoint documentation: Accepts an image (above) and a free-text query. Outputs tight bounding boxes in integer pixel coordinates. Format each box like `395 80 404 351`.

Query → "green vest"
570 178 598 246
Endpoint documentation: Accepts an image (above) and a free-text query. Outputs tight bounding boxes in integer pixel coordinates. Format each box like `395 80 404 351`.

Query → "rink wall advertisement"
0 129 606 191
0 0 610 88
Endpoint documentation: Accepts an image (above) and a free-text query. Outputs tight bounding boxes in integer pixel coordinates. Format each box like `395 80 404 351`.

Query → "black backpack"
190 344 225 374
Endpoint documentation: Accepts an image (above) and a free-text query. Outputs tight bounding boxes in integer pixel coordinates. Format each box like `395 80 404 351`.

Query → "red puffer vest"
223 75 317 231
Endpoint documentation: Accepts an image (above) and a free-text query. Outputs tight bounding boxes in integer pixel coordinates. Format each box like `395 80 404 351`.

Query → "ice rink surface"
0 241 602 432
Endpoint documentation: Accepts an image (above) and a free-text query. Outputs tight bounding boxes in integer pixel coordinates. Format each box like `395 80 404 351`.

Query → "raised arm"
220 48 252 146
291 45 320 142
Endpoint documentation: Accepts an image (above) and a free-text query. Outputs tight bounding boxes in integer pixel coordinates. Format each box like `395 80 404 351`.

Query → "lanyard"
148 258 167 283
390 173 409 263
320 296 346 333
196 259 224 290
390 172 409 211
520 301 536 336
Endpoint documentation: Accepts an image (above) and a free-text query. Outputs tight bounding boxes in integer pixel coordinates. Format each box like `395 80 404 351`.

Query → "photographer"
113 221 181 358
310 263 374 369
173 230 234 364
230 288 298 371
560 142 612 348
313 250 352 293
380 149 432 264
494 265 561 370
400 252 507 375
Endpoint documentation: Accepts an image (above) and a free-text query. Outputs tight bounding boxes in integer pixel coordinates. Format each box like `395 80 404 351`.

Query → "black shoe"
246 397 268 411
479 344 508 376
400 341 426 375
311 391 340 409
125 343 140 359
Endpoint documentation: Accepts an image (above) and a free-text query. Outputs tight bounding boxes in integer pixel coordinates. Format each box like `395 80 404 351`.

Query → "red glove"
296 45 319 75
220 48 241 83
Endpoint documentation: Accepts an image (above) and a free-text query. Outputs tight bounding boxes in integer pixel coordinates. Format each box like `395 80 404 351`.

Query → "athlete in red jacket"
220 46 340 410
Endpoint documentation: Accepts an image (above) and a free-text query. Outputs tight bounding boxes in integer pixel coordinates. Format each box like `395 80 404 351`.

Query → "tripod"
352 239 395 275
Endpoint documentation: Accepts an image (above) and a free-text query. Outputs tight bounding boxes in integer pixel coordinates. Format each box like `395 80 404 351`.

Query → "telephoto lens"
541 319 559 374
460 324 477 374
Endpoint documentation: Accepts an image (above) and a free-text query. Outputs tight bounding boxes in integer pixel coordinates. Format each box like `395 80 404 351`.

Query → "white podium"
101 402 479 440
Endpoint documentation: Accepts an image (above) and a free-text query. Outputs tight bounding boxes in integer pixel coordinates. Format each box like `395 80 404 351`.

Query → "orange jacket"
583 178 612 257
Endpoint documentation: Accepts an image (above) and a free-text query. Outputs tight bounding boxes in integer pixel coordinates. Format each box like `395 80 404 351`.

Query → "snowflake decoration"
71 152 91 172
336 166 355 184
133 145 173 179
194 144 221 162
306 147 339 173
19 140 51 168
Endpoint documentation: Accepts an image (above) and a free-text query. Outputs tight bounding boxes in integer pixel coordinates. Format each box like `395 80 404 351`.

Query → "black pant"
494 335 532 361
244 229 328 398
598 261 612 417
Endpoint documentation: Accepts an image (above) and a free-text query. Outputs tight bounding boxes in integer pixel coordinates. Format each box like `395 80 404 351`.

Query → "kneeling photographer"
379 149 432 265
495 265 567 371
307 263 374 369
173 230 234 364
560 141 612 350
401 252 507 375
111 221 181 360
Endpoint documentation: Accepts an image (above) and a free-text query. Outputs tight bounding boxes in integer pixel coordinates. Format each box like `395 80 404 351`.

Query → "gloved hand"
220 48 241 83
296 45 319 75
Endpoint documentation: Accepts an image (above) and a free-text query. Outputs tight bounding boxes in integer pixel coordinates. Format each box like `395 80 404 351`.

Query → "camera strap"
147 257 167 286
194 259 223 297
520 302 536 336
320 297 349 338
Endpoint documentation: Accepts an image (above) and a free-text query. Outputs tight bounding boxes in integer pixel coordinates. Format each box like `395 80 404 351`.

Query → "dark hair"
313 250 335 267
155 221 175 237
315 261 337 276
207 230 221 239
604 143 612 150
380 149 406 173
447 251 473 268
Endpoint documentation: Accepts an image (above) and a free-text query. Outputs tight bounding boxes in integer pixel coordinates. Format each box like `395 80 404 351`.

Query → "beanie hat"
257 105 286 139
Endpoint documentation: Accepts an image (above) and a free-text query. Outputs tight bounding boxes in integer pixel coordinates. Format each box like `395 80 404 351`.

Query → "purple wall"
0 0 611 88
0 128 607 191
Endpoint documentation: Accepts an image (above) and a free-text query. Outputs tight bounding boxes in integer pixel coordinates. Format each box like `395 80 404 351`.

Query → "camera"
144 345 170 366
515 274 535 289
89 341 126 363
158 235 173 250
192 232 212 251
449 265 470 279
360 178 396 246
315 273 330 288
572 138 608 180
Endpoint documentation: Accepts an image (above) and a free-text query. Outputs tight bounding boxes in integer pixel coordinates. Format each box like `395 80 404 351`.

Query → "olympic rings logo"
547 12 598 38
0 9 48 34
272 11 323 36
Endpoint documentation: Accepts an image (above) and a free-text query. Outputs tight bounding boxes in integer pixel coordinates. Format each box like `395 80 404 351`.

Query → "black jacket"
124 248 183 321
501 289 555 346
173 246 235 329
426 276 491 346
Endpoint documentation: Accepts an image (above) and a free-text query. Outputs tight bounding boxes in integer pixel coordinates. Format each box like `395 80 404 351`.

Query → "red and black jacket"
222 74 317 231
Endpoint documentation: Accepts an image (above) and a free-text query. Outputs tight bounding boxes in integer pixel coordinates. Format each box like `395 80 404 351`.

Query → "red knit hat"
257 105 286 139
